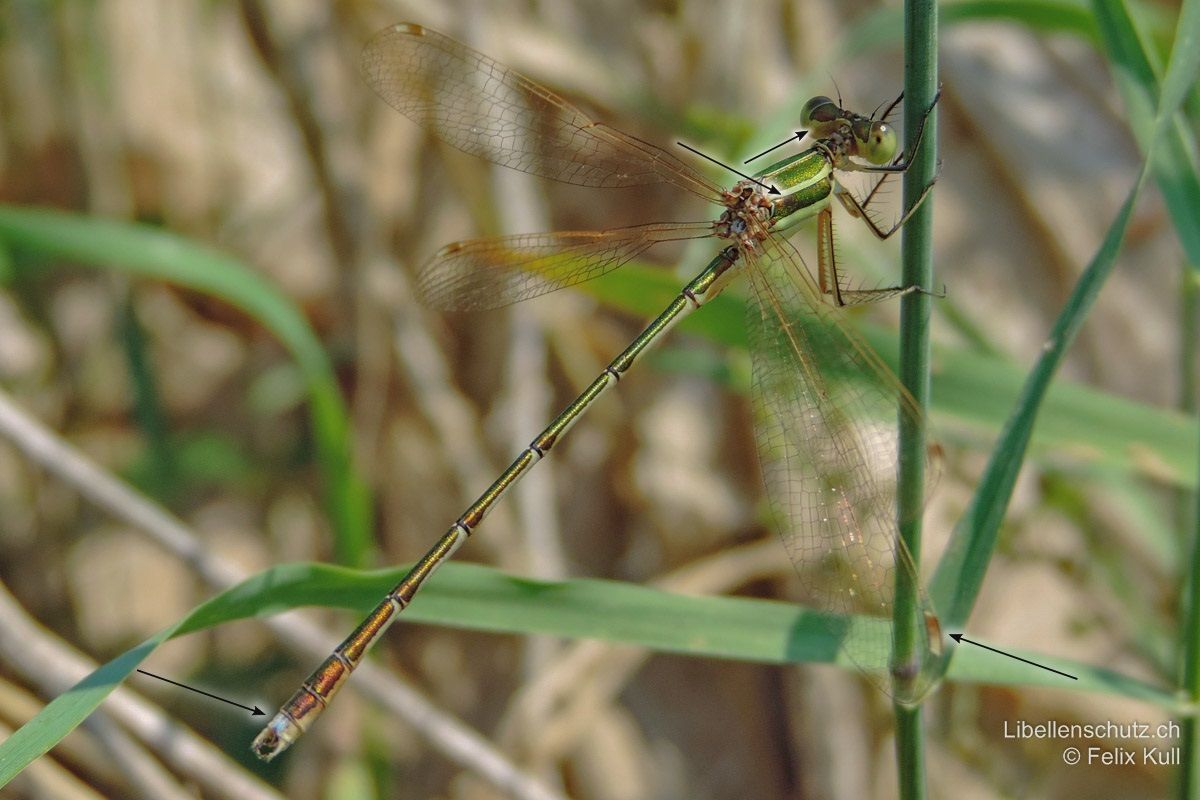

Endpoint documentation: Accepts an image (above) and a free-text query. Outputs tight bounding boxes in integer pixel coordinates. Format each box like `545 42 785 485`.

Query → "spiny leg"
874 91 905 124
817 205 925 307
816 207 845 307
822 147 946 307
834 172 937 241
836 89 942 240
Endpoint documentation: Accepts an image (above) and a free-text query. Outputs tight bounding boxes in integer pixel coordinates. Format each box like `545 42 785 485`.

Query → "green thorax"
756 147 834 230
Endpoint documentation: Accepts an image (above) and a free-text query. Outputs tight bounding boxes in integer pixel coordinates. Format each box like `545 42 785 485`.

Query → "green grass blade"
0 206 371 565
1094 0 1200 265
930 173 1149 635
581 263 1199 488
1183 407 1200 794
927 0 1198 631
0 561 1180 786
0 639 162 786
928 343 1200 489
1152 0 1200 139
838 0 1101 67
940 0 1100 37
1140 0 1200 794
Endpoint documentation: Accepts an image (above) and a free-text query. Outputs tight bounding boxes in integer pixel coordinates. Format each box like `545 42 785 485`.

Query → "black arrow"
743 131 808 164
676 142 780 195
948 634 1078 680
136 669 265 716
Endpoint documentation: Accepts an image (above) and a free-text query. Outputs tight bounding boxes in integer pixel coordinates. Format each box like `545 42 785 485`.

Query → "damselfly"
253 22 941 761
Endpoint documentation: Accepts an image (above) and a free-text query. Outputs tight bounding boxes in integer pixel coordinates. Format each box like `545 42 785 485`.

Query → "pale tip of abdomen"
251 713 302 762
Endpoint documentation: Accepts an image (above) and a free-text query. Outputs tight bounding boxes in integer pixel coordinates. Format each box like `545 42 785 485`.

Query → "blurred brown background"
0 1 1190 798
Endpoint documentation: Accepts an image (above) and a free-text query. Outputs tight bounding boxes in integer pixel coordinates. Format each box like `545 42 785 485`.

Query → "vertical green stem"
894 0 939 795
1175 264 1200 799
1179 426 1200 795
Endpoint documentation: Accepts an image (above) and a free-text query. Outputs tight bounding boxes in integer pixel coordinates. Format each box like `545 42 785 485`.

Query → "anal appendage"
251 711 304 761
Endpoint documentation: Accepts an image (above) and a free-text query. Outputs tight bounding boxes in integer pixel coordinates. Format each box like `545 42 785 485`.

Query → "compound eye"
801 96 840 127
862 121 898 165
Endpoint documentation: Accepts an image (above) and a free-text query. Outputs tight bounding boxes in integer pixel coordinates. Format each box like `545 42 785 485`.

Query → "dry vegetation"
0 1 1193 799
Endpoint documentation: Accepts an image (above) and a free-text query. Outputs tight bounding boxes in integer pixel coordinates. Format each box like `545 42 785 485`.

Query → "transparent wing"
363 23 723 202
418 221 714 311
744 232 938 700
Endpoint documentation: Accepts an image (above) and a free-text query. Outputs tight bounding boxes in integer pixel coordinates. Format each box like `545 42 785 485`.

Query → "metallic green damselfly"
253 22 941 761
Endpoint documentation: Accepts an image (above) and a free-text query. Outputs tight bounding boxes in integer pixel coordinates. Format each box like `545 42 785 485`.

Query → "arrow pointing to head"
743 131 808 164
136 669 265 715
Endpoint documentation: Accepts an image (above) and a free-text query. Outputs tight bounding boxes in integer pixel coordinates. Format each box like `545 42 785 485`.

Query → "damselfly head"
852 118 898 166
801 96 842 131
804 95 898 166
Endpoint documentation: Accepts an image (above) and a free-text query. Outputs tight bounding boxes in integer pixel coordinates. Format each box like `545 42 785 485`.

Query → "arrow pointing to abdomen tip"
136 669 265 715
949 634 1078 680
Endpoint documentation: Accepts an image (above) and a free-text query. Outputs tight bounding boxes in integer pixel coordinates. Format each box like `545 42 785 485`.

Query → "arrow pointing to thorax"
676 142 780 194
